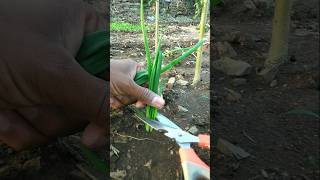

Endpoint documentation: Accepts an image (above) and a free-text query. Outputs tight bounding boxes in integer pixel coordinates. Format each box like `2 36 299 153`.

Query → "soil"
213 0 319 180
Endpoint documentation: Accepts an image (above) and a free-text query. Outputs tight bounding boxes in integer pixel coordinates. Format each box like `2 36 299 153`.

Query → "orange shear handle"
179 148 210 180
198 134 210 149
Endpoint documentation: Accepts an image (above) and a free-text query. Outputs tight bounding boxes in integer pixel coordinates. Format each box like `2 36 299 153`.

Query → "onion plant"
135 0 205 131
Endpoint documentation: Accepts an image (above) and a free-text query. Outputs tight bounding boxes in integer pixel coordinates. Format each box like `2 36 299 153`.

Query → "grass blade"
286 109 320 119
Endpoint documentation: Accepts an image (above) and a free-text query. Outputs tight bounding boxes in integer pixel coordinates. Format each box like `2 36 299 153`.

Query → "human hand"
0 0 107 151
110 59 165 109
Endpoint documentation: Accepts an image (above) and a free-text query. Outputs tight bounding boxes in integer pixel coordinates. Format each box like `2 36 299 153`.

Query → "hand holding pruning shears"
131 106 210 180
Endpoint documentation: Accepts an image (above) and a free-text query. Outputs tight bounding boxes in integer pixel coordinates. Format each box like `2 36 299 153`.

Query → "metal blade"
131 106 199 144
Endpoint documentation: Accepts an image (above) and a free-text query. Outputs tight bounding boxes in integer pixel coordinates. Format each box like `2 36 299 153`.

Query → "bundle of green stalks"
135 0 205 131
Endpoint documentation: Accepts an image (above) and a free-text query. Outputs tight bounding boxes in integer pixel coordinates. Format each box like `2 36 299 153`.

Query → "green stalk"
164 47 190 57
161 39 205 73
146 39 163 131
140 0 152 76
192 0 209 86
134 39 205 86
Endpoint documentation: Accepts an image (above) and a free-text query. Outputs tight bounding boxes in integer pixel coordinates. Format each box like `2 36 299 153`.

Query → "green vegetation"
111 22 141 32
135 0 205 131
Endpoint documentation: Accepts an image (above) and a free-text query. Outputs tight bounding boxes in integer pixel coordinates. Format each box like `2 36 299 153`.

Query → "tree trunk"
259 0 292 82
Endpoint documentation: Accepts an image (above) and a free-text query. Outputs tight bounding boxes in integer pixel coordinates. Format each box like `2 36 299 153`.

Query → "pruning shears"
130 106 210 180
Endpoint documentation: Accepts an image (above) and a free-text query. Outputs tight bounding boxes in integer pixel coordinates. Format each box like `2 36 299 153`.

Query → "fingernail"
151 97 165 109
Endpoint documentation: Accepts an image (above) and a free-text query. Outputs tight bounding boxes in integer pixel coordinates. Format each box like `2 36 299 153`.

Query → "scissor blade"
156 113 181 130
131 106 179 130
131 106 199 144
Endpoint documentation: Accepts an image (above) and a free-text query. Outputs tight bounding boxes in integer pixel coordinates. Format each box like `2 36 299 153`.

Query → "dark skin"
0 0 164 151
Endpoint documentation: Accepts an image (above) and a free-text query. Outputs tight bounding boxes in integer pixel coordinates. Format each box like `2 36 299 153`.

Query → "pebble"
212 57 252 76
166 77 176 90
176 79 189 86
270 79 278 87
188 126 199 134
243 0 257 10
178 105 188 112
110 170 127 180
144 160 152 169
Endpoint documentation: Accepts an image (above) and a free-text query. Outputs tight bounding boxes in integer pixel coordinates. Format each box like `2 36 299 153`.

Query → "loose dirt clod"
216 138 251 160
178 105 189 112
176 79 189 86
166 77 176 90
213 57 252 76
110 170 127 180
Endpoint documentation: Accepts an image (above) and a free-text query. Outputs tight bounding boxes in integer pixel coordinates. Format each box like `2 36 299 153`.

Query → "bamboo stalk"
134 39 205 86
192 0 209 86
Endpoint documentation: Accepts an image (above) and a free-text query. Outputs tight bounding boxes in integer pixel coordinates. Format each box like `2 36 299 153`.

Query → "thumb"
129 80 165 109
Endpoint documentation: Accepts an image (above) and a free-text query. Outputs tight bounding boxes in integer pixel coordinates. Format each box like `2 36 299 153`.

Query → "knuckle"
139 88 151 101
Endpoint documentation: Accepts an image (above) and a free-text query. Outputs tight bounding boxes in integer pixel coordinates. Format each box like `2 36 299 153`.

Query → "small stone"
178 105 188 112
126 165 131 170
166 77 176 90
110 170 127 180
261 169 269 178
243 0 257 10
147 16 155 22
176 79 189 86
231 78 247 87
144 160 152 169
188 126 199 134
216 41 237 57
212 57 252 76
217 138 251 160
270 79 277 87
170 150 174 155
